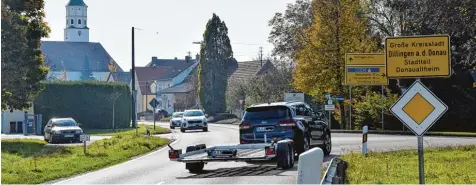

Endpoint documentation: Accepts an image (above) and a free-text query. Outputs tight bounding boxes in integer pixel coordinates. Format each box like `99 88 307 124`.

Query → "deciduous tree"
1 0 50 111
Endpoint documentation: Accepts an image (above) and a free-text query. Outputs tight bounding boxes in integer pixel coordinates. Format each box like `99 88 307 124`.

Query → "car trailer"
168 139 296 173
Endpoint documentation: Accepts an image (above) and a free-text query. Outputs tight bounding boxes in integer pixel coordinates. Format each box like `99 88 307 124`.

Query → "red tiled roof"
135 67 171 95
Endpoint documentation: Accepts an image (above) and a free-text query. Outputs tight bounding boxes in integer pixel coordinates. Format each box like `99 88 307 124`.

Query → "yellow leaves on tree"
293 0 378 128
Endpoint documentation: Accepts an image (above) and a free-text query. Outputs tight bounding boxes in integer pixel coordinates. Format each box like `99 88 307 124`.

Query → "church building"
40 0 123 81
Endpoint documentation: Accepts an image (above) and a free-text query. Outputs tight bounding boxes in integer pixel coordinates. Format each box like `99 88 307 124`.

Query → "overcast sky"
42 0 295 71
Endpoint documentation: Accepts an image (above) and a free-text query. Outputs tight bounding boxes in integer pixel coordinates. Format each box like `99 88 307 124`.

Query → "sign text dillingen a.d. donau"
385 35 450 78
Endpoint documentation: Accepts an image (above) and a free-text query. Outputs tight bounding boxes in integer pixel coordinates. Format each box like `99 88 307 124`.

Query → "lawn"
84 124 169 136
1 129 170 184
340 145 476 184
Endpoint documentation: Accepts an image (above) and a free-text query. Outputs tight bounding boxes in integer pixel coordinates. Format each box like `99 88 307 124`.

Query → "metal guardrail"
321 157 348 184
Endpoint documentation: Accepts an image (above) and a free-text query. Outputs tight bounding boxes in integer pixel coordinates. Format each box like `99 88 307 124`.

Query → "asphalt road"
1 134 111 146
48 122 476 184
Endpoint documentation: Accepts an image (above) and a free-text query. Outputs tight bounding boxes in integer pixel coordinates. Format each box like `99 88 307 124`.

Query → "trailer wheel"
276 141 294 169
185 144 205 173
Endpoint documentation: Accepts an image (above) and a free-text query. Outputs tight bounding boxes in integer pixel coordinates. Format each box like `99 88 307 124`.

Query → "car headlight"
75 130 82 134
54 130 62 134
203 118 208 123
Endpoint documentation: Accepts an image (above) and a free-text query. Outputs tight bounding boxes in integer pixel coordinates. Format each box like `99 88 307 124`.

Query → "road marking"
51 137 180 185
156 181 165 185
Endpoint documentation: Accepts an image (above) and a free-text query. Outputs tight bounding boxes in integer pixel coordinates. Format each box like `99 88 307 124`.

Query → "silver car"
44 118 83 143
170 112 184 129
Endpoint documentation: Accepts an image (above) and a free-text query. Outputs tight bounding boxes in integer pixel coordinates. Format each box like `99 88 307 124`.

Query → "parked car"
43 117 83 143
180 109 208 132
155 109 169 120
170 112 184 129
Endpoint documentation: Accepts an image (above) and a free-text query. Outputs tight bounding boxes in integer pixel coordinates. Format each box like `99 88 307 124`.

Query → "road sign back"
390 80 448 136
385 35 451 78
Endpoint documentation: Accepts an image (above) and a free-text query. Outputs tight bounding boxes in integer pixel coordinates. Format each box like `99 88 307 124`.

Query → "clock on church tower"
64 0 89 42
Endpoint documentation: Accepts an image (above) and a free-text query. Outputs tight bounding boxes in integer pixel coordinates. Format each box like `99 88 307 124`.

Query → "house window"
78 19 81 24
71 19 74 24
84 19 87 25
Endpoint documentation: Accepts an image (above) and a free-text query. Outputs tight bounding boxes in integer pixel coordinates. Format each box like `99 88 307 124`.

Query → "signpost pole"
83 140 87 154
349 86 352 130
417 135 425 184
328 110 332 129
381 85 384 130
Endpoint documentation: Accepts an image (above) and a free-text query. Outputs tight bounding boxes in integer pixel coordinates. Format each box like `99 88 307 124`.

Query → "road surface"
47 122 476 184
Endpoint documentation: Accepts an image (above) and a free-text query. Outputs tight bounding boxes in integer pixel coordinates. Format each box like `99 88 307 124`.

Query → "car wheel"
320 132 332 155
170 126 175 129
294 132 308 155
180 128 186 133
44 135 49 142
203 127 208 132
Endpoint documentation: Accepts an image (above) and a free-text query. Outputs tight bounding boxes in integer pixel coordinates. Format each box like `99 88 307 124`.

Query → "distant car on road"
170 112 184 129
43 117 83 143
180 109 208 132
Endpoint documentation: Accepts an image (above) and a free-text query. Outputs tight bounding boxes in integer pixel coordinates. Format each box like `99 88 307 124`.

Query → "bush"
34 81 131 129
208 113 238 123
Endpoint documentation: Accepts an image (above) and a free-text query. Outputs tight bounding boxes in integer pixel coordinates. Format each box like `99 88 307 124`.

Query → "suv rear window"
244 106 291 120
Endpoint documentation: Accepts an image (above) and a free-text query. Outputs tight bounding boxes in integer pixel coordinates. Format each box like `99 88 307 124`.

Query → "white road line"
51 137 180 185
156 181 165 185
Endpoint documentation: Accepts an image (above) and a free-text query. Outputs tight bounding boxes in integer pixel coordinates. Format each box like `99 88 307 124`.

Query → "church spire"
64 0 89 42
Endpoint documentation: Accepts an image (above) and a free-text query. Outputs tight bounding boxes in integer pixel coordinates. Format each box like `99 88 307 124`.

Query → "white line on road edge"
51 137 180 185
156 181 165 185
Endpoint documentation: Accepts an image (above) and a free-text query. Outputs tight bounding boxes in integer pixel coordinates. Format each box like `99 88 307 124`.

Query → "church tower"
64 0 89 42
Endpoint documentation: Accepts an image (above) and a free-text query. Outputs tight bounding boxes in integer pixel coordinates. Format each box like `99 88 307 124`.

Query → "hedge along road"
0 134 111 146
50 121 476 184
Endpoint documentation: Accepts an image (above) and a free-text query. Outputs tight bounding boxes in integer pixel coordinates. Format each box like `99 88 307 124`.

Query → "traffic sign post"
149 98 160 130
325 95 334 129
385 35 451 78
389 79 448 184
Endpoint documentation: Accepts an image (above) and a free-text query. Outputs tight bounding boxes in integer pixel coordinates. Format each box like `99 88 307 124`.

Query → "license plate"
64 134 74 137
311 131 323 135
256 127 273 132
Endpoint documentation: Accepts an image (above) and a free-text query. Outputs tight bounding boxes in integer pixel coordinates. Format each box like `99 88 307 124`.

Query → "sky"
42 0 296 71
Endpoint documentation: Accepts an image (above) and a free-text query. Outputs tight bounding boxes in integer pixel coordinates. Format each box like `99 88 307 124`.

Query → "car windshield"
183 111 204 117
172 113 183 118
53 120 77 127
244 106 291 120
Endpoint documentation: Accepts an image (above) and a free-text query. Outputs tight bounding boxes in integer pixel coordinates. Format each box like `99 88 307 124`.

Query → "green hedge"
34 81 131 129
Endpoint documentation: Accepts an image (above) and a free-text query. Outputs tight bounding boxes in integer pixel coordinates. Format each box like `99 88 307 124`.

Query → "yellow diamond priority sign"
390 80 448 136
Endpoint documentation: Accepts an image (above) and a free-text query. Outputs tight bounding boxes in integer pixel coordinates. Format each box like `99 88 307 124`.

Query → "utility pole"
259 46 263 67
131 27 137 134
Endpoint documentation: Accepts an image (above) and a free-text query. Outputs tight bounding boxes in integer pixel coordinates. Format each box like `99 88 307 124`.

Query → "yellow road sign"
390 80 448 136
345 66 388 86
385 35 451 78
346 53 385 65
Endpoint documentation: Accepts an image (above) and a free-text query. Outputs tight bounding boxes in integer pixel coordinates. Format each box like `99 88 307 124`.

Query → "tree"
293 0 378 129
197 13 234 115
268 0 313 61
1 0 51 111
80 55 94 81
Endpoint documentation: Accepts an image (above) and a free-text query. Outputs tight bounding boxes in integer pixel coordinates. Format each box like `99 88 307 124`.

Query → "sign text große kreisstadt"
385 35 451 78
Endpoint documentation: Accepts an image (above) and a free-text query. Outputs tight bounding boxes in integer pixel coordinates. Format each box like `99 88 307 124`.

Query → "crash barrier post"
362 125 368 156
321 157 349 184
296 147 324 184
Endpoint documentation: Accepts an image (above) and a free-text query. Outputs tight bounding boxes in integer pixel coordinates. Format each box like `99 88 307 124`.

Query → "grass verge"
340 145 476 184
84 124 169 136
1 130 170 184
332 130 476 137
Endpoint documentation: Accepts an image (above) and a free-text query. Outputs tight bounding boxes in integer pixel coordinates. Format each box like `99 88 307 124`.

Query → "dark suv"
239 102 311 155
287 102 331 155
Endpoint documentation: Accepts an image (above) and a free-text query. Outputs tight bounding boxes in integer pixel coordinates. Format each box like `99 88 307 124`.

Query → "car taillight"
278 119 296 127
240 140 248 144
168 149 181 159
239 121 251 130
265 147 275 155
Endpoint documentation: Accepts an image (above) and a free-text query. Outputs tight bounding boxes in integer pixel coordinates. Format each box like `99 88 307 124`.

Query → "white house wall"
1 107 34 134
